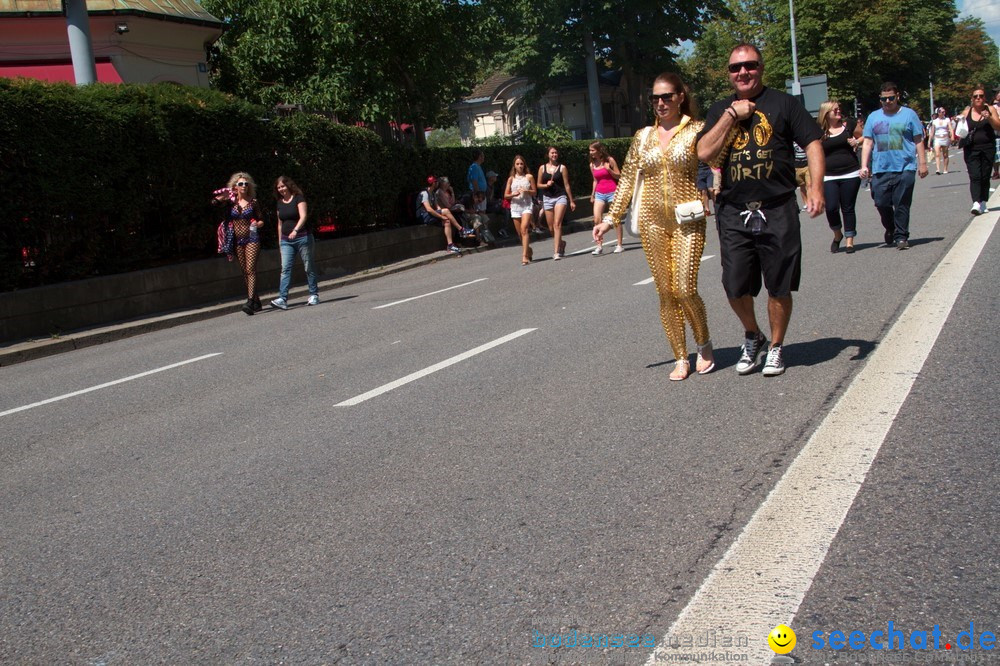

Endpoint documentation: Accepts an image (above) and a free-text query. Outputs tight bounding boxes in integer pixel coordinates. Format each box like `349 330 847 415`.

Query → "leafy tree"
680 0 774 109
920 16 1000 115
486 0 727 130
202 0 491 145
763 0 956 112
426 126 464 148
682 0 965 117
471 132 513 147
521 120 574 145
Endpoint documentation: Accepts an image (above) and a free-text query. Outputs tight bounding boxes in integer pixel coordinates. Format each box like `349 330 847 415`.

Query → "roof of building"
0 0 223 26
458 69 624 105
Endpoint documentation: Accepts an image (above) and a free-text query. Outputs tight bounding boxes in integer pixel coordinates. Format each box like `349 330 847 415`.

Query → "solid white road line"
335 329 537 407
632 255 715 286
0 353 223 418
372 278 488 309
646 212 997 665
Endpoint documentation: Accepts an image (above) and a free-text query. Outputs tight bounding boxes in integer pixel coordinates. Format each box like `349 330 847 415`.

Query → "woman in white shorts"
504 155 538 265
929 107 953 174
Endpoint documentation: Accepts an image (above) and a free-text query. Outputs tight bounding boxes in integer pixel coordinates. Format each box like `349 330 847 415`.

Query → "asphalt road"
1 163 996 665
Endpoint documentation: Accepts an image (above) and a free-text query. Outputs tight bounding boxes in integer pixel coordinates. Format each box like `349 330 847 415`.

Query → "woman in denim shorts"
537 146 576 260
588 141 622 255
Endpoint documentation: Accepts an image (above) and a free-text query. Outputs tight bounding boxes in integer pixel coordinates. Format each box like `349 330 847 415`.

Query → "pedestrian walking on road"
859 82 928 250
696 43 825 377
588 141 622 255
270 176 319 310
956 87 1000 216
537 146 575 260
214 172 264 316
929 107 953 175
992 91 1000 180
818 100 863 253
504 155 537 265
594 72 716 381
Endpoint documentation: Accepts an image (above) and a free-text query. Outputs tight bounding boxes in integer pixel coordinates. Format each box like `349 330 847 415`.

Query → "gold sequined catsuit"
607 116 711 361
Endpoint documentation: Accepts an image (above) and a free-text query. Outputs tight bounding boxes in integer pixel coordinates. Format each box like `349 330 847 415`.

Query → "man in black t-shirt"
697 43 825 377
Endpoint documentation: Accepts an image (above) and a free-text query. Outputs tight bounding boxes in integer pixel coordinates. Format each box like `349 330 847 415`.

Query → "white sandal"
696 340 716 375
669 359 690 381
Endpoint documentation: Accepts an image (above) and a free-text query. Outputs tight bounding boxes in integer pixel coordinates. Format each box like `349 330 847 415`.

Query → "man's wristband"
726 107 738 121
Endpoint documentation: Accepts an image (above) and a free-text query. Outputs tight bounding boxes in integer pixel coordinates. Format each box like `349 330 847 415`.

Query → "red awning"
0 60 123 84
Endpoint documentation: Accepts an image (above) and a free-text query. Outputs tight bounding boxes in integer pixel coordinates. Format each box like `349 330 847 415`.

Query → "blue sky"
957 0 1000 45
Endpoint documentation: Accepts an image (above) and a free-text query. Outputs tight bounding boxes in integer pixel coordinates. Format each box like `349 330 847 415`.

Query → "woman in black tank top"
537 146 576 260
959 86 1000 215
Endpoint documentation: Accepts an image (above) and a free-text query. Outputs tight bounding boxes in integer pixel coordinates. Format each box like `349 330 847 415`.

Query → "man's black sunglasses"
728 60 760 74
878 95 897 103
649 92 679 104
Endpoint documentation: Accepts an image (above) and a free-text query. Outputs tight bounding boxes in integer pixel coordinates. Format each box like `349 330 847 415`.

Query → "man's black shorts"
716 195 801 298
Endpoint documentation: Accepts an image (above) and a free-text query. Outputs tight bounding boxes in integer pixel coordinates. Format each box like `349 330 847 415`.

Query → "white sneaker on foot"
971 202 981 215
270 297 288 310
980 202 988 214
613 244 625 253
307 295 320 306
592 245 603 255
762 345 786 376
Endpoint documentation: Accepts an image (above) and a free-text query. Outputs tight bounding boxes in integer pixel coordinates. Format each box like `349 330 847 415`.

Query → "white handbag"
675 199 707 225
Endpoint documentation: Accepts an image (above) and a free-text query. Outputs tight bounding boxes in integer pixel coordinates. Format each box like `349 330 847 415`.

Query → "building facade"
0 0 223 86
453 70 634 145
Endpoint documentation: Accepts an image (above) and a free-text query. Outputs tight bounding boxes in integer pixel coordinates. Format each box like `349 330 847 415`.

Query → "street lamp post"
64 0 97 85
789 0 801 97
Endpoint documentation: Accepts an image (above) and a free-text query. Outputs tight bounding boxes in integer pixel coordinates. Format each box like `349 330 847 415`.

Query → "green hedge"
0 79 635 291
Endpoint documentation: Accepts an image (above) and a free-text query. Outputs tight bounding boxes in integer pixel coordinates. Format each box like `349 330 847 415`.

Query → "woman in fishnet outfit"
214 172 264 315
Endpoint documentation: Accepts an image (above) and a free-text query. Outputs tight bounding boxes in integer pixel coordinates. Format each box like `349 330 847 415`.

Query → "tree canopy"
680 0 997 119
484 0 727 128
201 0 491 143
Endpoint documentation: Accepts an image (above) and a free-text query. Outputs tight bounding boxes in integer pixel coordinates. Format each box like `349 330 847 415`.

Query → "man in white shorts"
929 107 952 175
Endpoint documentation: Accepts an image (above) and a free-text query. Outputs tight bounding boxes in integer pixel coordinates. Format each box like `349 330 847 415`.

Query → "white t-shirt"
931 117 952 142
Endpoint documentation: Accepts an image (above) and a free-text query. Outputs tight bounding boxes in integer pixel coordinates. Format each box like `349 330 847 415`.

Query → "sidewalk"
0 217 595 367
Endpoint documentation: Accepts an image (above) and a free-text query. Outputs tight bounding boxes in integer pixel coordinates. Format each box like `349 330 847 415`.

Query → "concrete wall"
1 225 443 343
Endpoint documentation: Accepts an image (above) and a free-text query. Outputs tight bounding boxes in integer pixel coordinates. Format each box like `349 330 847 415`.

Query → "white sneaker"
980 202 988 214
971 202 981 215
307 294 320 306
762 345 786 377
592 245 603 255
552 253 561 261
613 244 625 254
270 297 288 310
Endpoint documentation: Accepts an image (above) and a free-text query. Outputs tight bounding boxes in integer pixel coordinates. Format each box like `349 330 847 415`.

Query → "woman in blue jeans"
270 176 319 309
818 100 863 253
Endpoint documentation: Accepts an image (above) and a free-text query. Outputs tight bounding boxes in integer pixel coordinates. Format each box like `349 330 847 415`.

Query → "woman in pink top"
588 142 622 255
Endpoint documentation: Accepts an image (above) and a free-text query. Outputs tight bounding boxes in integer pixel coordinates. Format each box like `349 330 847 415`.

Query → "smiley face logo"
767 624 796 654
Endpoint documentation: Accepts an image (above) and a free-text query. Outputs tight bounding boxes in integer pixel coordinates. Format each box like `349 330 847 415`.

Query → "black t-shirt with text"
699 87 822 204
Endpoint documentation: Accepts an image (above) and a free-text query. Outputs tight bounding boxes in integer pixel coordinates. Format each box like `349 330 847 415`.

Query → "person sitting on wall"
417 176 474 254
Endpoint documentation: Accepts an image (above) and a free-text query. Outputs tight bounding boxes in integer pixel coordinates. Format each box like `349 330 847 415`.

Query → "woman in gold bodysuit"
594 72 715 381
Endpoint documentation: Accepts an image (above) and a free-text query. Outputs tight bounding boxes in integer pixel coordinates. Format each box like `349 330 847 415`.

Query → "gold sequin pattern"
608 118 712 361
